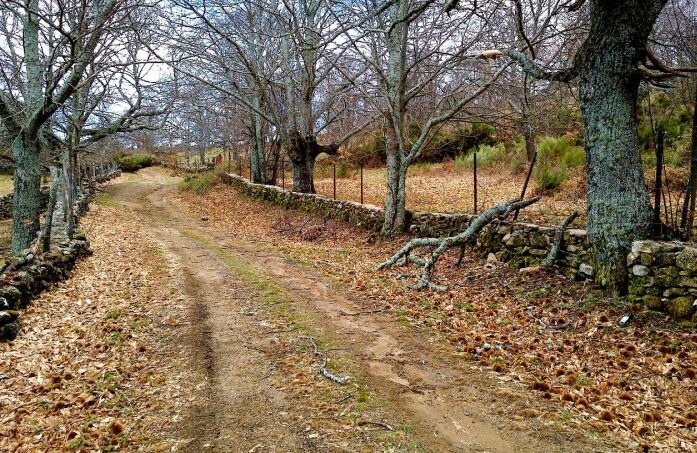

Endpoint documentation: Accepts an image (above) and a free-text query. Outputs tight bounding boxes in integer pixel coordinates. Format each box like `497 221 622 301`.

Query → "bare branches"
379 197 541 290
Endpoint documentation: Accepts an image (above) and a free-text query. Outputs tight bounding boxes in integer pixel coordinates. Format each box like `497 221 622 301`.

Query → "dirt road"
104 168 610 452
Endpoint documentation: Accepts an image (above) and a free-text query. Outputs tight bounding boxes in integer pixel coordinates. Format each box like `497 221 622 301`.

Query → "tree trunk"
41 166 60 252
382 138 408 236
250 109 268 184
11 135 42 253
577 1 662 293
680 84 697 237
63 148 76 238
290 151 315 193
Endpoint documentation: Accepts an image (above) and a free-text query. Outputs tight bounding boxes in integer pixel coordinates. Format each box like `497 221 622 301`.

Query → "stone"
632 265 650 277
579 263 594 277
0 318 20 341
676 247 697 272
640 253 654 266
663 287 688 298
486 253 499 264
626 251 640 265
632 240 662 255
667 297 696 319
642 295 664 310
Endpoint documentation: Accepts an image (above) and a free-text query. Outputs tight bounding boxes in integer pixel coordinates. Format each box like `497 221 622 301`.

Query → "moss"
667 296 695 319
642 295 663 310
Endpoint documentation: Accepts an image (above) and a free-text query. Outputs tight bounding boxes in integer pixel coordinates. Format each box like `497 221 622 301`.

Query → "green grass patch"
179 172 219 195
114 153 153 172
95 192 116 207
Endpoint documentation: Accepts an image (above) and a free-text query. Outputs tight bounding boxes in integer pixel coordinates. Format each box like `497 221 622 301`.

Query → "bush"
114 153 153 172
537 136 585 169
535 164 569 192
454 143 507 170
179 172 219 195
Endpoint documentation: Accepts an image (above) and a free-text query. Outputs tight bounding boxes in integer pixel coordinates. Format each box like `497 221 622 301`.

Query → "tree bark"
11 135 42 253
287 132 337 193
680 84 697 236
576 0 663 293
382 137 408 236
41 166 60 252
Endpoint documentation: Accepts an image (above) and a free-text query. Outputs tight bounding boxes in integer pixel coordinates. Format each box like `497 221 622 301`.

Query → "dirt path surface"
104 168 611 452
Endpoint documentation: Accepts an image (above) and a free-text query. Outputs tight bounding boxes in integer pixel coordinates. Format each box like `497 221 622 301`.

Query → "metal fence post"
473 152 478 215
360 164 364 204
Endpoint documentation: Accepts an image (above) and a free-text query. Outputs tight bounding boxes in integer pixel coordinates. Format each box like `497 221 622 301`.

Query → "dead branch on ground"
379 197 541 290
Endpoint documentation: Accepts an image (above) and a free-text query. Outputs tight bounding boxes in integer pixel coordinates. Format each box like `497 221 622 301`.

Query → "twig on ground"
362 420 394 431
338 308 384 316
301 336 350 385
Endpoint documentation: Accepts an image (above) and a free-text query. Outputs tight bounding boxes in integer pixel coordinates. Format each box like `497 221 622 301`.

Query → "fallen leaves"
176 179 697 452
0 204 184 452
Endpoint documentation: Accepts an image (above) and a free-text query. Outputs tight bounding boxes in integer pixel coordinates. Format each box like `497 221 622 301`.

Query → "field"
313 162 587 227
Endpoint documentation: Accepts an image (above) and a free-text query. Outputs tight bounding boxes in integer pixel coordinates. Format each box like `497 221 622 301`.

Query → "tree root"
379 197 541 290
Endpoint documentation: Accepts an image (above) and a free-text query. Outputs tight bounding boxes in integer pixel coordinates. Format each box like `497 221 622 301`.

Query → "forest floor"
0 166 694 452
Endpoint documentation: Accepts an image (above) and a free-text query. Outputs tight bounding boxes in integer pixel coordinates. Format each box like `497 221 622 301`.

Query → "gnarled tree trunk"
576 1 663 293
11 135 42 253
286 132 338 193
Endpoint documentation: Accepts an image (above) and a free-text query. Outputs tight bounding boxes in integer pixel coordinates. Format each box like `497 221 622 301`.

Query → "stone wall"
0 189 50 220
220 173 595 278
628 240 697 322
0 170 121 341
220 173 697 321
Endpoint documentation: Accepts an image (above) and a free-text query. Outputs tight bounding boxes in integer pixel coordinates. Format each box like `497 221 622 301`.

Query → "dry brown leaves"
0 204 184 452
175 181 697 452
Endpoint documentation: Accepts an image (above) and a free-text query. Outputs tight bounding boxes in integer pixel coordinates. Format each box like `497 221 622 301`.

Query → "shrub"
179 172 219 195
535 164 569 192
455 143 507 169
114 153 153 172
537 136 585 169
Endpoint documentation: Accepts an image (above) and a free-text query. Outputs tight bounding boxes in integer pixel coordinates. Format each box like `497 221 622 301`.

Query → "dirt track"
104 168 611 452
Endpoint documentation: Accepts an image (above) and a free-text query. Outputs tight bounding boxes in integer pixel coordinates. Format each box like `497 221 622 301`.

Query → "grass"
95 192 116 207
179 172 219 195
114 153 153 172
0 174 13 196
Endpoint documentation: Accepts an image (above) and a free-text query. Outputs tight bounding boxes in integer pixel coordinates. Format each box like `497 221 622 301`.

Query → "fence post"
512 151 537 223
227 150 231 174
281 158 285 190
333 164 337 200
654 129 665 236
249 152 253 181
473 152 478 215
360 164 364 204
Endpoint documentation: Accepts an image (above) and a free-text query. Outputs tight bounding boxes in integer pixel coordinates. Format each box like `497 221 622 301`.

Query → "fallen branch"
301 336 350 385
542 211 579 268
379 197 541 290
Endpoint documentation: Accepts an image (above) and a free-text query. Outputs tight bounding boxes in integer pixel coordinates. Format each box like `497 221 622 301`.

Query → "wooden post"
512 151 537 223
360 164 364 204
249 152 253 181
281 158 285 190
473 152 478 215
227 150 231 173
333 164 337 200
654 129 665 236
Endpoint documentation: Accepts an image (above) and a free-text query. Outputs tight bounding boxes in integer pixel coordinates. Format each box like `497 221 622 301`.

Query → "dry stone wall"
221 173 697 321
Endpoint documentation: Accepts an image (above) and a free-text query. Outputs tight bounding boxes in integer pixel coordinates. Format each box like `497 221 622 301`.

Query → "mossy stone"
642 295 663 310
667 297 695 319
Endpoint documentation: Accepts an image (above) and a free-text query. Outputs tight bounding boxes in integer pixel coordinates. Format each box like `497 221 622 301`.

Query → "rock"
0 318 20 341
642 295 663 310
632 265 650 277
200 216 209 221
676 247 697 272
626 251 640 265
632 240 662 255
486 253 499 264
579 263 594 277
667 297 696 319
